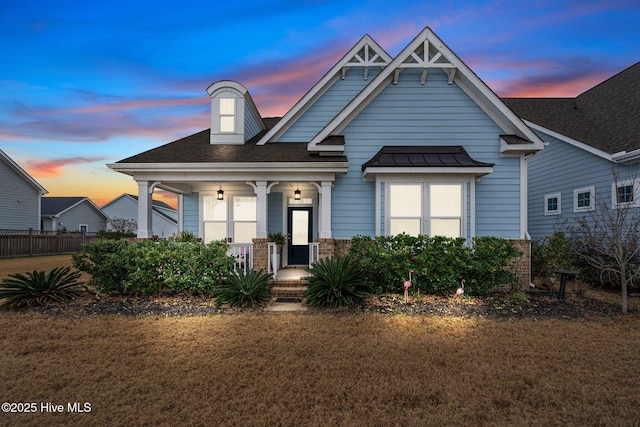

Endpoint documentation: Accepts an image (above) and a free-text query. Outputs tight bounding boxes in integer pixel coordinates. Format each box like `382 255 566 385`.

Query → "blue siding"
0 159 41 229
244 103 262 141
182 192 199 235
268 192 283 234
331 67 522 239
527 130 639 240
276 67 382 142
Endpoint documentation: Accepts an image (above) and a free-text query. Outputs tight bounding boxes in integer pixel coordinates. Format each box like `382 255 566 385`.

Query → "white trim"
544 192 562 216
524 121 614 161
612 179 640 209
520 154 527 238
257 35 391 145
573 186 595 213
0 149 48 195
108 162 349 174
309 27 544 152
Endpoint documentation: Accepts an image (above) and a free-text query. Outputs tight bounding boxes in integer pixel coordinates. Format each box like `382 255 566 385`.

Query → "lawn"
1 256 640 426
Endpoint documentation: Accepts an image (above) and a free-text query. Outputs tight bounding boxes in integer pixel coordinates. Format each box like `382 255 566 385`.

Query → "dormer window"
219 98 236 132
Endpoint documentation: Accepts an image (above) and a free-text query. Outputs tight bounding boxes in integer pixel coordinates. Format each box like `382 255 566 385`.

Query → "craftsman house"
0 149 48 230
504 62 640 241
108 27 543 281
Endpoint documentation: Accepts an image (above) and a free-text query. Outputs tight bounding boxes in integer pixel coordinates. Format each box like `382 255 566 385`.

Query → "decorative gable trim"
308 27 545 154
256 34 391 146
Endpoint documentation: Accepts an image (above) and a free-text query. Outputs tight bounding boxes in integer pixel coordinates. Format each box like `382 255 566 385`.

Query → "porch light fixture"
217 184 224 200
294 184 301 200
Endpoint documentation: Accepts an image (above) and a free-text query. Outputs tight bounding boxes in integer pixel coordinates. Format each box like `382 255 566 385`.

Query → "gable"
308 27 544 155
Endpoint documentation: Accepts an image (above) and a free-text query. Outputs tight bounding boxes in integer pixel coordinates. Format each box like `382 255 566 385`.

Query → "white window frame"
79 224 88 232
573 186 595 213
544 193 561 216
385 180 466 239
201 192 258 243
219 98 236 133
612 179 640 209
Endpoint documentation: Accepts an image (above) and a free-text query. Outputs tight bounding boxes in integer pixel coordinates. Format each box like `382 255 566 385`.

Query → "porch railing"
228 243 253 273
267 242 278 279
309 242 319 267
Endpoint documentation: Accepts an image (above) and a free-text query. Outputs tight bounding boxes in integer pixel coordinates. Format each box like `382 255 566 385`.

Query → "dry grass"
0 255 89 282
1 312 639 426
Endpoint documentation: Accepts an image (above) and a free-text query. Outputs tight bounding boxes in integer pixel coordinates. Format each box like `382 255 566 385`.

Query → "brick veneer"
508 239 531 291
252 238 270 271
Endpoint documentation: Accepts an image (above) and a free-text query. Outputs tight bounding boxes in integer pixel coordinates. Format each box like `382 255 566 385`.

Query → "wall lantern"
217 184 224 200
294 184 301 200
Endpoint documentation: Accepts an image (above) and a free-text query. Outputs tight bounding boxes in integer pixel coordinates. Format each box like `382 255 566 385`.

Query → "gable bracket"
448 68 457 84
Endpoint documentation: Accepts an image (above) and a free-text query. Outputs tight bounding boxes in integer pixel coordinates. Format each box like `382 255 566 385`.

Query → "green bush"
213 269 273 308
73 239 233 295
0 266 86 307
349 234 521 295
532 231 575 285
303 256 373 307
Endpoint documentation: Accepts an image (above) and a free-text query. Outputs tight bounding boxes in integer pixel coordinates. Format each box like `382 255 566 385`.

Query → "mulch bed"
16 288 629 319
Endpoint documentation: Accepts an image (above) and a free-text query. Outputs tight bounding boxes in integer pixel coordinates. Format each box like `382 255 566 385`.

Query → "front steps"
268 279 308 299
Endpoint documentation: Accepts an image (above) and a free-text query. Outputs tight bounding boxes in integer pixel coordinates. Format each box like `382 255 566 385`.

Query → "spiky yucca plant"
0 266 85 308
303 256 372 308
213 269 273 308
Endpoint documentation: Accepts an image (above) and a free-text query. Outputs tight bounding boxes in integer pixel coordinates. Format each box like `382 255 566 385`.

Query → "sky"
1 0 639 209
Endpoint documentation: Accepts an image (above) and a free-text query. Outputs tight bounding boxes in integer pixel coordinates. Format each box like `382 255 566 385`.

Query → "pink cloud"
24 157 105 177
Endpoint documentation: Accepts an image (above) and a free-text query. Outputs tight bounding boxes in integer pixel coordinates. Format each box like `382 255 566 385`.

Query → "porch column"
255 181 268 239
137 180 153 238
319 181 332 238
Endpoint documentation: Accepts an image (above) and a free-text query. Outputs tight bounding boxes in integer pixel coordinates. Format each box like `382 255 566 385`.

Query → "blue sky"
1 0 639 207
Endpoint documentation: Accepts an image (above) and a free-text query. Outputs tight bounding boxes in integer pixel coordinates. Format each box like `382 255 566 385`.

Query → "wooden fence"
0 229 101 258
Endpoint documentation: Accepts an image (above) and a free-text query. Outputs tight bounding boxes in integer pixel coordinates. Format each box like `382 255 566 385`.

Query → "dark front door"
287 207 312 265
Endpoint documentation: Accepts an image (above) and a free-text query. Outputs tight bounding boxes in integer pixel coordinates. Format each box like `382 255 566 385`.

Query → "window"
232 196 257 243
613 179 639 208
387 183 463 238
203 196 227 242
79 224 88 232
202 194 257 243
219 98 235 132
544 193 561 215
573 187 594 212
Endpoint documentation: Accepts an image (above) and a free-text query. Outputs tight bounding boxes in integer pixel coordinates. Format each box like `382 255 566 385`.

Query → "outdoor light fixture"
294 184 301 200
217 184 224 200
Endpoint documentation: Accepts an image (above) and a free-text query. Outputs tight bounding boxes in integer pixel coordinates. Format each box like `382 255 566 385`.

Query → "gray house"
41 197 109 233
0 149 48 230
504 62 640 241
101 193 178 238
108 27 543 284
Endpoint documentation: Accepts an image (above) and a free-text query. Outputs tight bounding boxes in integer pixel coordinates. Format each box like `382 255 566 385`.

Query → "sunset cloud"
24 157 106 177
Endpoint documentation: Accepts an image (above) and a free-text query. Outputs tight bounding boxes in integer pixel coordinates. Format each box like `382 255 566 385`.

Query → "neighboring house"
0 149 48 230
101 193 178 238
504 62 640 241
41 197 109 233
108 27 544 283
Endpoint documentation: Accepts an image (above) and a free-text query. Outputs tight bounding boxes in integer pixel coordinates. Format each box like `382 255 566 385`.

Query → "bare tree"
570 172 640 313
107 217 137 234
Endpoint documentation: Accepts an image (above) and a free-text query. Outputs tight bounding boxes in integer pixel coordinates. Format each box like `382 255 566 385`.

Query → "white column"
137 181 153 238
320 181 332 238
177 194 184 233
255 181 268 239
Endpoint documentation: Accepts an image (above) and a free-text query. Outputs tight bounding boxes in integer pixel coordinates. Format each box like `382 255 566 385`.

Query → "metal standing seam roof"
362 146 495 170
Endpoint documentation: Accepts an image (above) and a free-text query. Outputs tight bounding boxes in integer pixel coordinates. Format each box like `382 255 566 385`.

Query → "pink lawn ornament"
404 270 414 303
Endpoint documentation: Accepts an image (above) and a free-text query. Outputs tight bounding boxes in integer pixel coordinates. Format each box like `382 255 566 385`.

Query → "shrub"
303 256 373 307
532 232 576 287
169 230 200 242
0 266 86 308
465 236 521 294
349 234 521 296
73 239 233 295
213 269 273 308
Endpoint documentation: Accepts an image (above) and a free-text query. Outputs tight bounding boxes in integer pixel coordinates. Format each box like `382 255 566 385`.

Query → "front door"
287 207 312 265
